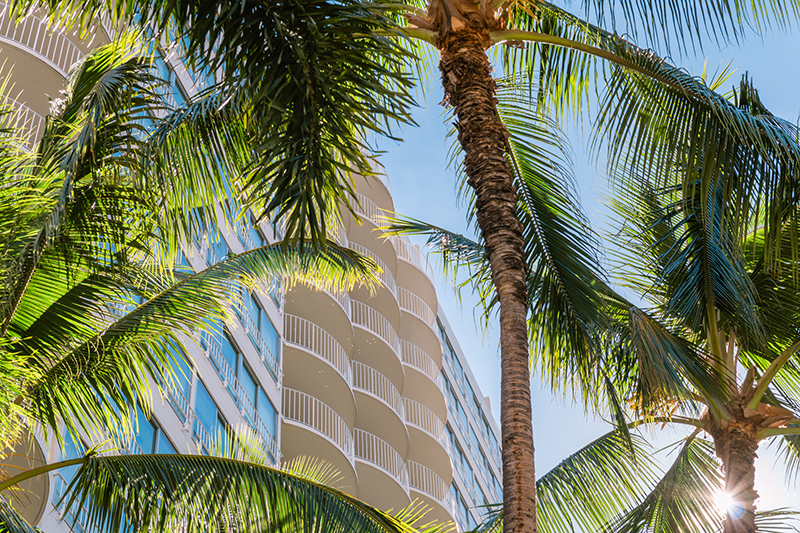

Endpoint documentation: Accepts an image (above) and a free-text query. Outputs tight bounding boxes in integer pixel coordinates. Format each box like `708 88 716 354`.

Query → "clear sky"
375 29 800 515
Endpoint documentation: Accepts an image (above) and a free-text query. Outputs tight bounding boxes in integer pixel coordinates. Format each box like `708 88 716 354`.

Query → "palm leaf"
606 436 722 533
0 498 37 533
62 453 446 533
23 241 379 443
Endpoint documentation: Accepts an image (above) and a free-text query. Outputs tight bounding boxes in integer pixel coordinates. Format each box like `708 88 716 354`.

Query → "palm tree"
394 75 800 533
0 36 396 532
15 2 800 531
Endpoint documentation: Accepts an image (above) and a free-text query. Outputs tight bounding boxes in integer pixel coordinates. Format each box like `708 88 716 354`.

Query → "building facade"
0 8 503 532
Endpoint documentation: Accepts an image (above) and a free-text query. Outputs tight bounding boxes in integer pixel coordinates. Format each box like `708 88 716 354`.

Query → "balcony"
353 192 389 227
399 340 447 421
201 332 279 460
282 388 358 493
397 287 441 362
353 429 411 511
0 3 84 77
350 242 397 295
393 237 436 284
407 461 456 525
404 397 451 480
285 314 351 384
3 97 45 149
351 300 399 353
235 302 281 382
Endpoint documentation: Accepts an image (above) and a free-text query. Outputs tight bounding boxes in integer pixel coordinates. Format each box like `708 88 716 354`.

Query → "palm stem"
747 339 800 410
756 424 800 439
0 457 85 492
487 30 679 90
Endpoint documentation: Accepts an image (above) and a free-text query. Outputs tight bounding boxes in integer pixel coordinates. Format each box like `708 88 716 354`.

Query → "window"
134 408 176 454
194 379 226 454
470 425 480 454
209 233 229 264
242 290 281 378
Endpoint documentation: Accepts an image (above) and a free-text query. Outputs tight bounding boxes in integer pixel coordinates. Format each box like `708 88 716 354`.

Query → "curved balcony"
284 283 353 352
393 238 438 314
400 340 447 422
351 300 399 353
285 314 351 384
349 241 400 326
0 4 84 77
352 361 408 455
350 242 397 295
353 192 390 227
3 97 45 149
350 300 404 388
407 461 456 525
404 397 451 480
353 429 410 511
283 314 355 424
282 388 358 494
397 287 441 362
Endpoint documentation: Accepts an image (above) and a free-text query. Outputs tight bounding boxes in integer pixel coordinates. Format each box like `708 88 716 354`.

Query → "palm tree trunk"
439 28 537 533
715 424 759 533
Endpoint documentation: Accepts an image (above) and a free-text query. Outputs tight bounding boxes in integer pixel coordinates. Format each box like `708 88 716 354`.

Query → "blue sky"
376 29 800 513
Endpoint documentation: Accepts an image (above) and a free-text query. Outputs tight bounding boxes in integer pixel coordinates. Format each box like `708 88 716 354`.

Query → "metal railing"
236 302 281 382
354 429 408 490
353 192 389 226
0 3 84 77
352 361 404 419
351 300 399 353
284 314 351 385
407 460 452 508
350 242 396 295
3 97 45 149
53 473 101 533
400 340 444 392
393 237 436 283
403 398 445 441
164 379 191 424
397 287 437 330
192 414 214 455
201 332 279 458
283 388 354 462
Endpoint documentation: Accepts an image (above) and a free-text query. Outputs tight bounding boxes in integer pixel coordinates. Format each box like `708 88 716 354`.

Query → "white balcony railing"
192 414 214 455
0 3 84 77
400 340 445 392
164 380 191 424
3 97 45 149
235 302 281 382
201 332 279 458
284 314 351 385
352 361 404 420
397 287 436 330
53 473 102 533
408 460 453 509
403 398 446 441
354 429 408 490
283 388 354 462
393 237 436 283
353 192 389 227
350 242 396 295
351 300 399 353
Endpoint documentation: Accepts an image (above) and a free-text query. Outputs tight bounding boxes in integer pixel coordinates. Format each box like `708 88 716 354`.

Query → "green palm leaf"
606 435 722 533
61 453 444 533
0 499 36 533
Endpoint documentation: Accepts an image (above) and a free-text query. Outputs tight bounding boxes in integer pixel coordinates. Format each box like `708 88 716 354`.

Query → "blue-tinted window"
135 409 157 453
257 388 277 439
219 332 239 372
195 380 221 436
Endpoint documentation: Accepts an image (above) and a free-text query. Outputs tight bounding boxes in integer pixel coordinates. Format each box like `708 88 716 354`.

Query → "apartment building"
0 7 503 532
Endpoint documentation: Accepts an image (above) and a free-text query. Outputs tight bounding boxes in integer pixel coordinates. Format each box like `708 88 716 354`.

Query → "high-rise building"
0 9 502 532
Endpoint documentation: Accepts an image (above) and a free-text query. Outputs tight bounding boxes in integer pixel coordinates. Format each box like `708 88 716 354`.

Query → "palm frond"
537 430 656 533
23 241 379 443
754 508 800 532
0 498 37 533
606 436 722 533
62 453 445 533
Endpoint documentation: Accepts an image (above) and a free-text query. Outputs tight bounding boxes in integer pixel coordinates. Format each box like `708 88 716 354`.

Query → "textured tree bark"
715 422 759 533
439 28 537 533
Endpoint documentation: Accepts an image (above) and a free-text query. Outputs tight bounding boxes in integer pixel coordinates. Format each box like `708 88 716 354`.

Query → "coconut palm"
15 1 800 531
392 75 800 533
0 35 404 533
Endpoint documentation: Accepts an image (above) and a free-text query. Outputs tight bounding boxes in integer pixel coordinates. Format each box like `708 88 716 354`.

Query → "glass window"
470 425 480 454
195 380 221 436
156 433 176 454
134 408 157 454
239 361 258 414
219 331 239 372
259 314 280 364
257 388 277 438
211 235 229 263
